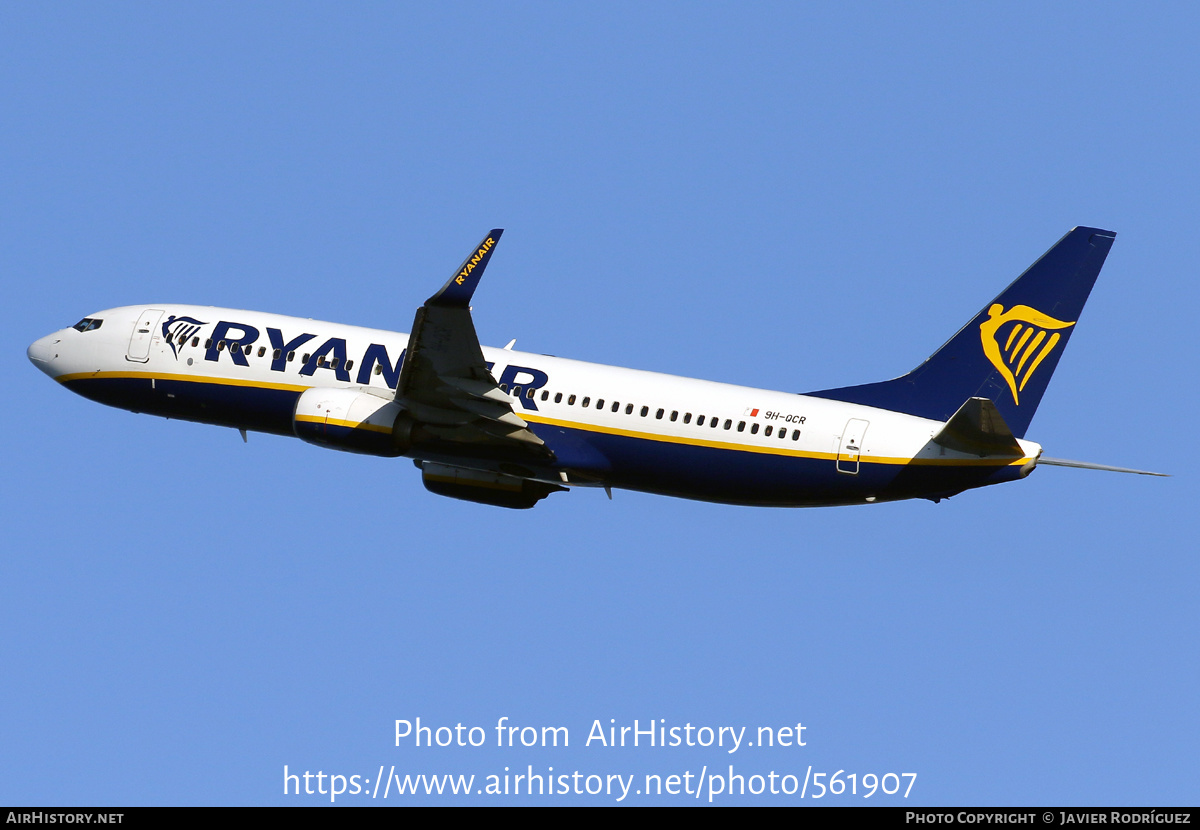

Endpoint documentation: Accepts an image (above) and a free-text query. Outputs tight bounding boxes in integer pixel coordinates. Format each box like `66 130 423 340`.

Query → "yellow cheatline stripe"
57 370 310 393
521 413 1030 468
424 473 523 492
59 371 1031 469
294 414 392 434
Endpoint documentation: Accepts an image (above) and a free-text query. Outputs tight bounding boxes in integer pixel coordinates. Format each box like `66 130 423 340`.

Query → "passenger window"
697 415 704 426
724 419 732 430
555 393 563 403
345 360 354 371
290 352 297 362
541 391 549 401
780 429 787 440
711 419 719 429
611 402 619 412
568 395 576 405
526 388 535 399
205 339 213 349
582 397 590 407
737 421 745 432
272 349 281 360
373 362 381 373
500 383 509 393
302 353 310 363
750 423 759 435
765 425 773 436
683 413 691 424
218 341 226 351
670 411 678 421
317 355 326 366
640 406 649 417
792 430 800 440
596 399 604 409
656 408 664 419
625 404 633 414
191 337 199 347
512 385 522 397
258 346 266 357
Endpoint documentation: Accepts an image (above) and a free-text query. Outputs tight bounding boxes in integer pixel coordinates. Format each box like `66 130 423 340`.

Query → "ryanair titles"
197 318 548 410
455 236 496 286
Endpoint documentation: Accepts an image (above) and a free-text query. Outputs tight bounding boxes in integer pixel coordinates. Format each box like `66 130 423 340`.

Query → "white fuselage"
28 304 1040 506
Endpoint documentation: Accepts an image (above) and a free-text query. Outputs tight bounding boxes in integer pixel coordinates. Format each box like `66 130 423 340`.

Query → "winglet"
426 229 504 308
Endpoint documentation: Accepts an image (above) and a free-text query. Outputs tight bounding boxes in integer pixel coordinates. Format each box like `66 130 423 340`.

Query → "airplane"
27 226 1164 509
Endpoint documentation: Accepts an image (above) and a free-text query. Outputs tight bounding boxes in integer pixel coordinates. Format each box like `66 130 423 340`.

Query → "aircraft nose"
27 333 60 374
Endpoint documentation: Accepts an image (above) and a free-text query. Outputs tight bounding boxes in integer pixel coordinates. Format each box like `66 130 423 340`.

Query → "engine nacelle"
293 387 413 457
421 462 566 509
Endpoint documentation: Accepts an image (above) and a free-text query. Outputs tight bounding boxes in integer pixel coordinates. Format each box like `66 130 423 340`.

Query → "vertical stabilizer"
807 227 1116 437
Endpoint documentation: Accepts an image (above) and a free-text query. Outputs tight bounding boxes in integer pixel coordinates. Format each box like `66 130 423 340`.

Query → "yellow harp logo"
979 304 1075 405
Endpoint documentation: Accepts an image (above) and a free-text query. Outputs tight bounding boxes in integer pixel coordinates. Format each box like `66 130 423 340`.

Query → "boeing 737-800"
27 227 1163 508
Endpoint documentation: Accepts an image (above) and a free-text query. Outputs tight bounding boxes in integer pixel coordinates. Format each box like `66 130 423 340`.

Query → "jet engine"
420 462 566 509
292 387 416 456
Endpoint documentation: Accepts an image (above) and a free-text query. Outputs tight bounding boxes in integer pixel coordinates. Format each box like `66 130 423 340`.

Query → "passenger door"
126 309 165 363
837 418 870 474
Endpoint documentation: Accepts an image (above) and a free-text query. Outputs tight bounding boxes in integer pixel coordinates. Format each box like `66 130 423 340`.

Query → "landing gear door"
837 418 870 474
126 309 165 363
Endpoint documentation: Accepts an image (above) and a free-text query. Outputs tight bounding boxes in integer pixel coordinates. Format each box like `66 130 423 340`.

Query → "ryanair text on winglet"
455 236 496 285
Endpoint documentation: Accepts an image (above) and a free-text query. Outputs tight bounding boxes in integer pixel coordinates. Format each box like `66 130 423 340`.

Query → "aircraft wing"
394 229 550 455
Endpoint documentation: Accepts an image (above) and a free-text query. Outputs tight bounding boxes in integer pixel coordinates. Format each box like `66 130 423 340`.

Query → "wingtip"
425 229 506 308
1071 225 1117 238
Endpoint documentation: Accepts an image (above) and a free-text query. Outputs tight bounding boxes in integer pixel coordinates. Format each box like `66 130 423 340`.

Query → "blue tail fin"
807 227 1116 438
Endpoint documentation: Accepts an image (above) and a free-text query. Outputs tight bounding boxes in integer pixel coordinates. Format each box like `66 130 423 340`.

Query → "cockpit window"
72 318 103 332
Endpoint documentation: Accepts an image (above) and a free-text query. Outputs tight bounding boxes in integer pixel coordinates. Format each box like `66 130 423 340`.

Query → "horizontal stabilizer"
1037 456 1168 476
932 397 1024 457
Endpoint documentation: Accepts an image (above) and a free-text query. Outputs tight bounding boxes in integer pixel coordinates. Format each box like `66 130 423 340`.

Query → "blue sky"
2 3 1195 805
